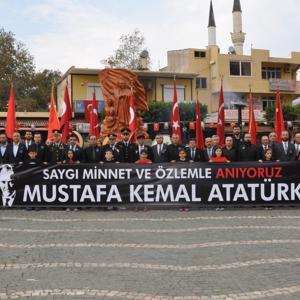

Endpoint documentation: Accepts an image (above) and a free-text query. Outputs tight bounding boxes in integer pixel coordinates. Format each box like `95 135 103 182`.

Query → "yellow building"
57 0 300 125
56 67 197 117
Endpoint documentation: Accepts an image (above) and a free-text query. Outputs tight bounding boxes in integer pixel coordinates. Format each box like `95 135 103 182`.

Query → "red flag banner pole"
129 87 137 142
6 84 16 139
217 79 225 146
171 76 182 143
47 84 60 141
274 90 285 142
60 85 72 143
248 88 257 145
196 90 204 149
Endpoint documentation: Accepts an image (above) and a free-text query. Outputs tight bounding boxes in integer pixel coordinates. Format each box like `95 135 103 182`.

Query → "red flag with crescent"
89 90 100 137
171 79 182 143
217 82 225 145
129 91 137 142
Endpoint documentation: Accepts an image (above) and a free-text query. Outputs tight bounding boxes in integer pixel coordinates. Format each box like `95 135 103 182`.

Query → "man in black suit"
274 131 296 161
102 134 120 162
222 136 237 162
232 124 243 149
187 139 202 162
84 135 102 163
203 137 214 162
257 135 270 161
6 131 28 164
166 134 185 162
238 133 258 162
294 132 300 160
67 134 83 162
152 134 167 163
269 132 278 152
117 128 136 163
133 133 153 162
211 135 221 150
32 132 49 163
0 132 9 164
24 131 34 150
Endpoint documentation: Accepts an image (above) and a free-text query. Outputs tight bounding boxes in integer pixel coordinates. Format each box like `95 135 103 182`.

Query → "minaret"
208 0 217 47
231 0 246 55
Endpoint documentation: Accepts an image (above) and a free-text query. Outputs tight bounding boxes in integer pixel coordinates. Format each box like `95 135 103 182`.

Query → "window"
162 85 185 102
230 61 252 76
87 84 103 100
262 67 282 80
196 78 207 89
194 51 206 58
262 96 276 111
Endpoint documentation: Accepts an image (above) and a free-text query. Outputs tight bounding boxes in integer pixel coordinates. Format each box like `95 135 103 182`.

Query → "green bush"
265 105 300 126
141 101 207 123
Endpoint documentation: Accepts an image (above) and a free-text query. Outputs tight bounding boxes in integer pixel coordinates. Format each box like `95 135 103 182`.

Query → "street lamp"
234 103 246 132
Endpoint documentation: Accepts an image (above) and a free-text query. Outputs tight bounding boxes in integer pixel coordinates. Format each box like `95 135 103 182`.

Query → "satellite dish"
140 50 149 59
228 46 236 55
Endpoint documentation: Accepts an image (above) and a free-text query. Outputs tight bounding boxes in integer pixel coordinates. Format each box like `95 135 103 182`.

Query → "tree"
265 104 300 125
103 29 150 70
30 69 62 111
0 28 35 105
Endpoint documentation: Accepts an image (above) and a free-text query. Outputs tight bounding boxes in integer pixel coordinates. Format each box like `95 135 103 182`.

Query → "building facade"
57 0 300 127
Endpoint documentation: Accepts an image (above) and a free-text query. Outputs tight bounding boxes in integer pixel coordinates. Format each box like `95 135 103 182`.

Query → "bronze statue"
98 68 148 138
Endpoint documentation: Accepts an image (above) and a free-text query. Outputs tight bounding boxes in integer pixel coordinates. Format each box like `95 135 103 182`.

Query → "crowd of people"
0 125 300 165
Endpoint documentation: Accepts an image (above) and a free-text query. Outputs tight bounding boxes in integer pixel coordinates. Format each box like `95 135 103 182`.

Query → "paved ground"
0 209 300 299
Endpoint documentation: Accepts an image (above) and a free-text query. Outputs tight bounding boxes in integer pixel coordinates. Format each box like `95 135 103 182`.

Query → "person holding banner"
293 132 300 160
176 149 189 163
258 148 274 163
222 136 237 162
167 134 185 163
6 131 28 164
117 128 136 163
103 149 118 163
274 131 296 161
84 135 102 163
187 139 202 162
152 134 167 163
48 130 67 164
209 146 230 163
63 149 80 164
102 134 120 162
203 137 214 162
134 133 153 162
135 149 152 164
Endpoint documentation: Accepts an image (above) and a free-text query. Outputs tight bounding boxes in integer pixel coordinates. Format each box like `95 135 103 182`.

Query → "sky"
0 0 300 74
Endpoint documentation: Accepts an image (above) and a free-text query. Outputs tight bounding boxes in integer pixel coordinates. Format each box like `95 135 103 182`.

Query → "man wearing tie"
48 130 67 164
294 132 300 160
274 131 296 161
0 132 9 164
187 139 202 162
134 133 153 162
6 131 27 164
203 137 214 162
67 134 83 162
152 134 167 163
102 134 120 162
117 128 135 163
257 136 270 161
84 135 102 163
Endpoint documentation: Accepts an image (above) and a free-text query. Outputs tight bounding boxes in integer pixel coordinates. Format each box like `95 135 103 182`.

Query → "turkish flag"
60 85 72 143
84 100 92 122
217 83 225 146
274 91 285 142
196 97 204 149
129 92 137 142
89 91 100 137
171 79 182 143
47 90 60 141
248 93 257 145
6 85 16 139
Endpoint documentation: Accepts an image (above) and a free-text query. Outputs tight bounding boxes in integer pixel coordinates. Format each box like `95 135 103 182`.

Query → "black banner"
1 162 300 208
